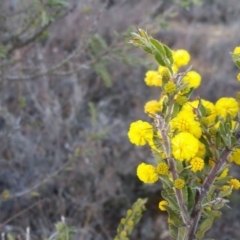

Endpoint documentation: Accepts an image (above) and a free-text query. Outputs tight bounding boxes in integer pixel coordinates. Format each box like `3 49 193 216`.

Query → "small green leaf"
195 216 214 239
177 226 187 240
150 38 165 56
153 50 166 66
169 224 178 239
187 187 195 211
165 206 183 227
163 44 173 64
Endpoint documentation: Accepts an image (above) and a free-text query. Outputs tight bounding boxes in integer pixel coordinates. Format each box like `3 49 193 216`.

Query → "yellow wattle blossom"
229 148 240 165
195 140 206 158
128 120 153 146
136 163 159 184
144 100 162 115
190 157 204 172
159 200 168 211
158 66 171 82
172 49 191 68
175 95 188 105
218 168 229 179
182 71 202 89
182 99 217 125
144 70 162 86
163 81 176 94
229 178 240 190
170 111 202 139
215 97 238 119
233 46 240 54
174 178 185 189
237 73 240 82
156 162 169 175
209 159 215 167
171 132 199 161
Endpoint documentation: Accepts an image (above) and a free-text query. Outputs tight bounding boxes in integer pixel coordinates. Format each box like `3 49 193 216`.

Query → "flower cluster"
128 30 240 239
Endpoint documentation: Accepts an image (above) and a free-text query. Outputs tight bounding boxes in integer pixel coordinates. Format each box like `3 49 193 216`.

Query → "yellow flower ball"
163 81 176 94
217 168 229 179
159 200 168 211
215 97 238 119
136 163 159 184
158 66 171 82
233 46 240 54
128 120 153 146
195 140 206 158
182 99 217 125
144 70 162 86
173 49 191 68
144 100 162 115
174 178 185 189
229 178 240 190
182 71 202 89
229 148 240 165
156 162 169 175
190 157 204 172
237 73 240 82
170 111 202 139
171 132 199 161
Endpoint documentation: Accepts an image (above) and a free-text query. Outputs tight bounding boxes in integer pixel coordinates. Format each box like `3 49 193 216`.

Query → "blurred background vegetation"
0 0 240 239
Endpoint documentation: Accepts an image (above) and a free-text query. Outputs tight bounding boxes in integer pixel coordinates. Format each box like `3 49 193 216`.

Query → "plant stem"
188 148 231 239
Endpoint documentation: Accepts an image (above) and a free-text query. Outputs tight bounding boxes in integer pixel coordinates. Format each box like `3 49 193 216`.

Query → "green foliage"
52 220 77 240
231 52 240 69
130 29 173 74
114 198 147 240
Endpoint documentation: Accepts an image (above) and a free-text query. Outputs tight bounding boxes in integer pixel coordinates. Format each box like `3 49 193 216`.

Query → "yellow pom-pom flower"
128 120 153 146
229 148 240 165
174 178 185 189
175 95 188 105
144 70 162 86
170 111 202 139
237 73 240 82
158 66 171 82
159 200 168 211
172 49 191 68
156 162 169 175
229 178 240 190
171 132 199 161
190 157 204 172
136 163 159 184
182 99 217 125
163 81 176 94
217 168 229 179
195 140 206 158
215 97 238 119
182 71 202 89
144 100 162 115
233 46 240 54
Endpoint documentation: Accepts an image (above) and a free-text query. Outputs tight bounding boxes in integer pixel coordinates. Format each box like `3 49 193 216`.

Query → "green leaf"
0 45 7 59
187 187 195 211
211 210 222 218
165 206 183 227
93 64 112 88
163 44 173 64
161 189 179 211
206 185 216 202
195 216 214 239
161 175 173 189
150 38 165 55
153 50 166 66
197 98 207 116
177 226 187 240
41 10 50 26
169 224 178 239
171 103 181 119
